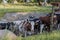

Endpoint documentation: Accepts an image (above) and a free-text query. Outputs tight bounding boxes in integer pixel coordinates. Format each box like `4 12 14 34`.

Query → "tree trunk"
38 0 41 6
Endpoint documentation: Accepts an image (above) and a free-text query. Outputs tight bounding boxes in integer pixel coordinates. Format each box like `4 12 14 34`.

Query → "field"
1 30 60 40
0 4 52 18
21 30 60 40
0 3 59 40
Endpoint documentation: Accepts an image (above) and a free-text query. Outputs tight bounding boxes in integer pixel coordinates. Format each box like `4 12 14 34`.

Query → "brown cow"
51 2 60 6
39 14 57 32
51 2 60 11
39 16 50 32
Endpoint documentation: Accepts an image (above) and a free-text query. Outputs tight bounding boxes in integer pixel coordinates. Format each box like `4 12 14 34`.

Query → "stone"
0 29 17 40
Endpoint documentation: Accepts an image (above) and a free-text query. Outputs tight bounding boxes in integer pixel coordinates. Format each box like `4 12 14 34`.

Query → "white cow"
12 20 23 35
13 20 24 31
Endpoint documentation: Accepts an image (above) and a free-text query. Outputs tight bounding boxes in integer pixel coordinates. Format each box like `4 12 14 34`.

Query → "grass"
0 4 52 18
0 3 59 40
1 30 60 40
21 30 60 40
0 5 52 13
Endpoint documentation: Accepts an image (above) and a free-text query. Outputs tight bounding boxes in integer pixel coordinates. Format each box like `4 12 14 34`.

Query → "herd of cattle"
0 12 60 37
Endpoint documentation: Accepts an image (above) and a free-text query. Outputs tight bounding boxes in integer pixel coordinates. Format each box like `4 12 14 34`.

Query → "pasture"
0 3 60 40
0 4 52 18
1 30 60 40
22 30 60 40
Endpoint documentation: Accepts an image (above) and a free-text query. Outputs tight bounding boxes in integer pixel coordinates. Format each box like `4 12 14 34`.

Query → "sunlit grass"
0 4 52 18
0 5 51 12
0 4 52 13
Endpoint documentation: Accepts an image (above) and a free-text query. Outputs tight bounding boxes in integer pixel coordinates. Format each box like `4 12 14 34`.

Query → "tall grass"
1 30 60 40
21 30 60 40
0 30 60 40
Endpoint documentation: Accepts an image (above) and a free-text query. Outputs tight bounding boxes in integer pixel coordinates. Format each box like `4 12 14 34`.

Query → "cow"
51 2 60 6
55 12 60 30
34 20 41 34
20 19 32 37
39 13 58 32
0 22 20 36
0 22 15 30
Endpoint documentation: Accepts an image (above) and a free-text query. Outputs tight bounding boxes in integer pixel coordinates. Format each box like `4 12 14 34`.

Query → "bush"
0 0 2 3
7 0 14 3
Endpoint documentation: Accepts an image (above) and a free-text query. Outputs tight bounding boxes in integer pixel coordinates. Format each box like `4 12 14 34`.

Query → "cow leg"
24 30 27 37
27 31 32 36
40 24 44 33
34 29 38 34
58 23 60 30
31 21 34 34
47 26 50 32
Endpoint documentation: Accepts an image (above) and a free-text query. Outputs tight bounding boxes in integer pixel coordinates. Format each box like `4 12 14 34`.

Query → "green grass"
0 3 59 40
21 30 60 40
0 4 52 18
2 30 60 40
0 6 51 12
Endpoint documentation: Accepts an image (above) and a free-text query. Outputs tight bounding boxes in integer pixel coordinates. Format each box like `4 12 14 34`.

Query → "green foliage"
7 0 14 3
0 0 2 3
31 0 35 2
7 0 12 3
17 0 23 2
